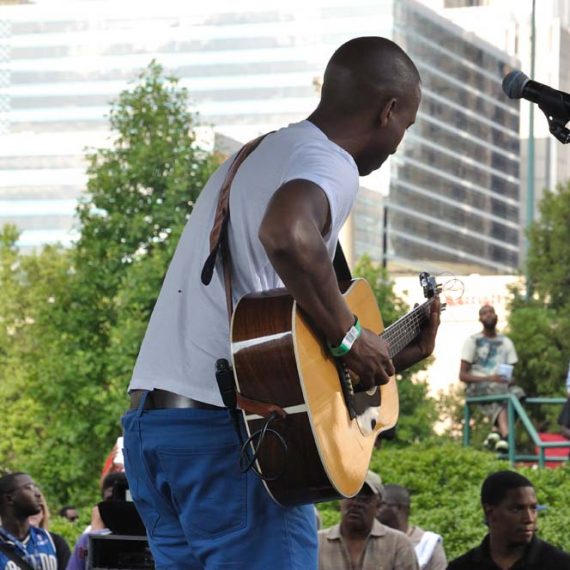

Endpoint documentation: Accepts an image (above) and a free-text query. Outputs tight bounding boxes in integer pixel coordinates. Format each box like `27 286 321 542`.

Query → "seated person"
377 484 447 570
448 471 570 569
459 304 525 453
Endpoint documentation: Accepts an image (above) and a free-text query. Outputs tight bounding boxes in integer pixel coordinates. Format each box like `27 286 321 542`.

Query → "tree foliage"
508 182 570 412
0 62 219 506
354 255 438 445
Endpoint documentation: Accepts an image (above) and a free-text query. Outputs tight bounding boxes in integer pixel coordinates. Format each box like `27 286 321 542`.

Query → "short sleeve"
395 534 420 570
504 336 518 365
461 335 476 363
281 141 359 235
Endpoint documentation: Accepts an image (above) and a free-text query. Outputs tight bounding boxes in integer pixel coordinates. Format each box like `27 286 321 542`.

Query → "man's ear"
482 503 493 526
378 98 397 127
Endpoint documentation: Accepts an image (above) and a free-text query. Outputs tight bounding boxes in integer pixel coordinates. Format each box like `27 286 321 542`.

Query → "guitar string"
386 311 429 354
382 302 429 343
383 308 428 349
381 299 434 358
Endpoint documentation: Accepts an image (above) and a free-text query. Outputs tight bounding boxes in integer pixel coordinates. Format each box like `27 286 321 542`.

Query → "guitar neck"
380 298 434 359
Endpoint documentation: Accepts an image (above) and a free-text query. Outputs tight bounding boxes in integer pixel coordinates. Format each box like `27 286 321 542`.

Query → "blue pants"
121 394 317 569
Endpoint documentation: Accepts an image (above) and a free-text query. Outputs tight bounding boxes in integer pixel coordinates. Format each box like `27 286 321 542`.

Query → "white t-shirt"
461 332 518 377
129 120 359 405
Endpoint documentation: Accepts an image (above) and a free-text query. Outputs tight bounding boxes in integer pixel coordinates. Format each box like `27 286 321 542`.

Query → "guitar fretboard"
380 298 434 358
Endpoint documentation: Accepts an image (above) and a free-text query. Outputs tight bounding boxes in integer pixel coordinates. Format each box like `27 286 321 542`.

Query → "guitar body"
230 278 399 506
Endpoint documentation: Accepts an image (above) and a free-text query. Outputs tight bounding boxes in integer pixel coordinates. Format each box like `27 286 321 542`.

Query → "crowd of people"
318 469 570 570
2 467 570 569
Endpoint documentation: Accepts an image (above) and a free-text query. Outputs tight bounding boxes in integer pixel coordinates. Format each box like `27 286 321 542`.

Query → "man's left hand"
393 296 441 373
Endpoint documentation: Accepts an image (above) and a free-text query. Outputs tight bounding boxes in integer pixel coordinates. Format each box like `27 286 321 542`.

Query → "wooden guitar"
230 273 439 506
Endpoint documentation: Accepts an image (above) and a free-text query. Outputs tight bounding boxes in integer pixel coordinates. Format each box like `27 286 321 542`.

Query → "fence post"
463 403 471 447
508 396 516 465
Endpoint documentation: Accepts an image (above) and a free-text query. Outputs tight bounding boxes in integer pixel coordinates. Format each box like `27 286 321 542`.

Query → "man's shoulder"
447 545 480 569
533 537 570 564
27 527 56 554
496 333 513 343
462 332 481 347
382 525 410 539
375 523 415 549
318 524 341 541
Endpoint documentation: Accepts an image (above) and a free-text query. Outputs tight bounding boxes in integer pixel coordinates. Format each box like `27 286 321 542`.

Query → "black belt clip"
215 359 237 409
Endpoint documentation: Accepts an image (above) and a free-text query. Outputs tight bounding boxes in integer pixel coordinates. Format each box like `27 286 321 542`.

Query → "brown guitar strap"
202 132 351 416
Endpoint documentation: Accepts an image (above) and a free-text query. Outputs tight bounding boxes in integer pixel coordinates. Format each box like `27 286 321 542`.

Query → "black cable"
239 411 288 481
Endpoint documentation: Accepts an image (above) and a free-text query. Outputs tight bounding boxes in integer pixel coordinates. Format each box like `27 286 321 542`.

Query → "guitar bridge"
338 361 357 420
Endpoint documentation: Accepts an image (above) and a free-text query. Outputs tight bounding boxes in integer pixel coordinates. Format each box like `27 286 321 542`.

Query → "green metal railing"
463 394 569 468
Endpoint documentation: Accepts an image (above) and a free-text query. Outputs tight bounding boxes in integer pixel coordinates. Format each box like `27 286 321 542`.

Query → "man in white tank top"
122 36 440 570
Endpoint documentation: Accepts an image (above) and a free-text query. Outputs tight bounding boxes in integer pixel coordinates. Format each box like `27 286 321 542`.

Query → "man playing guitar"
123 36 440 570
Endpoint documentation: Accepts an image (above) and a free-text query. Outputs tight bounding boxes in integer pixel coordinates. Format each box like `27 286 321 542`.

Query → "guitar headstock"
419 272 442 300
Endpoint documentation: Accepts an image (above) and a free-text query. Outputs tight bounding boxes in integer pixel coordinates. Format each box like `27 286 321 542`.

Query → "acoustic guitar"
230 272 440 506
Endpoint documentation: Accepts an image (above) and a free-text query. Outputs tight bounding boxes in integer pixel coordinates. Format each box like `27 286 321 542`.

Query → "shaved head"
309 36 421 175
320 36 421 114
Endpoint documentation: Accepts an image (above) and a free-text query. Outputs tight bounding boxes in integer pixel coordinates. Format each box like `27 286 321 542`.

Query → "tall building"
424 0 570 261
0 0 520 275
356 1 521 274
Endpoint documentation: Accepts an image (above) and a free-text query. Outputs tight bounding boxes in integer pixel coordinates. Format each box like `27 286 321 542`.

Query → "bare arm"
459 360 503 384
259 179 396 388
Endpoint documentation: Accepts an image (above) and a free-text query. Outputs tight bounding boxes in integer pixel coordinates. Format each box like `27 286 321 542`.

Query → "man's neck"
340 521 373 542
340 524 371 570
1 518 31 542
489 535 527 569
482 327 497 338
306 112 361 159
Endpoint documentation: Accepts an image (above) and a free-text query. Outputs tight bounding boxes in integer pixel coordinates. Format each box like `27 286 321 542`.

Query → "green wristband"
328 317 361 357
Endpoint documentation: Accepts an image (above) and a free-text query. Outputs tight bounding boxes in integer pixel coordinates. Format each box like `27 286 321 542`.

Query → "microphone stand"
541 108 570 143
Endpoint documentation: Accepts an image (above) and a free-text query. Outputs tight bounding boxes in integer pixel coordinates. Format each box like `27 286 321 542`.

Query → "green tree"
508 182 570 415
0 62 219 505
354 255 438 444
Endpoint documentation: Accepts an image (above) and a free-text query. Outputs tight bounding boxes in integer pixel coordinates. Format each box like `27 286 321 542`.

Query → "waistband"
129 389 225 411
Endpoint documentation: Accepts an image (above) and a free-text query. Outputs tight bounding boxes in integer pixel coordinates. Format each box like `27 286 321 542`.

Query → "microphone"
502 70 570 122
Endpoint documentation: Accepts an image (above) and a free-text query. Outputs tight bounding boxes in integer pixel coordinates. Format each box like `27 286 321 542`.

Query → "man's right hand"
341 328 395 390
488 374 507 383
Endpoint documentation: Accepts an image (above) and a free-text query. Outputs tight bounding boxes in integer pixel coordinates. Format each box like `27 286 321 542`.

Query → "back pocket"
158 444 247 538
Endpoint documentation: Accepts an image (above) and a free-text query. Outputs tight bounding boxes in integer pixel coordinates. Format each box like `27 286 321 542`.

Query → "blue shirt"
0 526 57 570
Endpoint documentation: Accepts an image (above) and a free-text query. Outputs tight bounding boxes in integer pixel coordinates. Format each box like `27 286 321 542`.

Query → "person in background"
100 436 125 485
28 490 71 569
66 472 129 570
318 471 418 570
448 471 570 569
377 484 446 570
459 304 525 453
59 505 80 523
0 472 59 570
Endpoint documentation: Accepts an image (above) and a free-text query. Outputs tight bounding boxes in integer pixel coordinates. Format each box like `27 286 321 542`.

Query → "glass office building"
381 1 521 273
0 0 520 273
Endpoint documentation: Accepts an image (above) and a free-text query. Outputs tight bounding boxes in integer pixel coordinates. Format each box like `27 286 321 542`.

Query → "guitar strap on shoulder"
201 132 272 318
201 131 353 313
0 542 36 570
